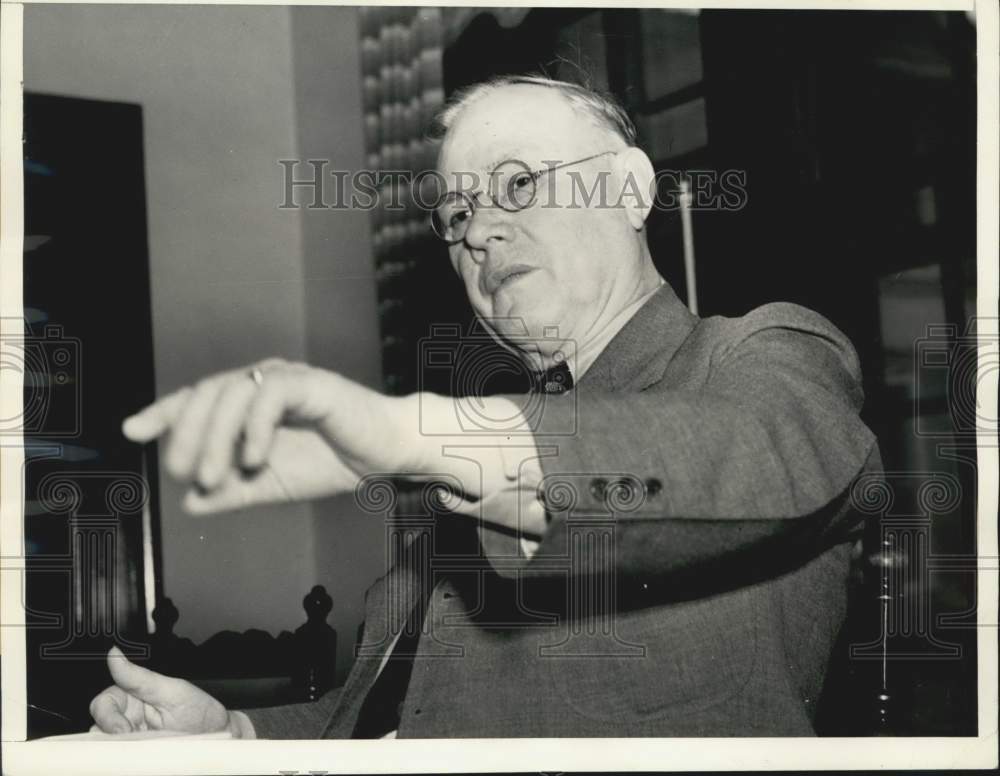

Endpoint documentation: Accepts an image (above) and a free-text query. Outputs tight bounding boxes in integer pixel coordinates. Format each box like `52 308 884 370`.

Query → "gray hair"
429 75 638 148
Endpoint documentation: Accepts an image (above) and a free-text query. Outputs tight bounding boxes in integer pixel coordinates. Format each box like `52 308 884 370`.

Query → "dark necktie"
351 529 445 739
535 359 573 394
351 594 425 738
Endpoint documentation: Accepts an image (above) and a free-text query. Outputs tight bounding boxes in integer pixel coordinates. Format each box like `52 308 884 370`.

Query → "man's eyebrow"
489 150 568 172
438 150 524 200
485 152 519 171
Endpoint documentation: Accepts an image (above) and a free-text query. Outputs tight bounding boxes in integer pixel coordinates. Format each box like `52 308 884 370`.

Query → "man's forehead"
438 84 599 173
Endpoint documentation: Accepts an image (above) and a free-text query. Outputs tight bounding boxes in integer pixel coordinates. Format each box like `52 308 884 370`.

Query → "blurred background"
19 5 978 737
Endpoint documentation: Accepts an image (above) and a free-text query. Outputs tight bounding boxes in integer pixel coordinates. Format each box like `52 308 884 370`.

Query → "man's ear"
614 147 656 231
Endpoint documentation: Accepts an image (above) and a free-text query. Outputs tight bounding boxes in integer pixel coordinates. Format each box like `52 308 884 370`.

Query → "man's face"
437 85 636 366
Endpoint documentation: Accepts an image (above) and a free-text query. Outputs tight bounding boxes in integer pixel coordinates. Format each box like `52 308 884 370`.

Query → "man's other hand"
89 647 254 737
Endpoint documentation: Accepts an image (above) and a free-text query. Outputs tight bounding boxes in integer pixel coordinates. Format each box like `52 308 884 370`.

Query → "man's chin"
492 294 557 332
499 317 567 348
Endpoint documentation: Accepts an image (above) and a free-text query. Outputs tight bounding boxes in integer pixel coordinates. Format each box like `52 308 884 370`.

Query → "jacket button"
644 478 663 497
589 478 608 499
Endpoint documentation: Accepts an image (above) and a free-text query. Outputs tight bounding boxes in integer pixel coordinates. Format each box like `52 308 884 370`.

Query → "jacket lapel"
577 282 699 393
320 533 428 738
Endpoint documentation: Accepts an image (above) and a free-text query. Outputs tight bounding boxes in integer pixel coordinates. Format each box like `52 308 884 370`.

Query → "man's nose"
463 195 514 251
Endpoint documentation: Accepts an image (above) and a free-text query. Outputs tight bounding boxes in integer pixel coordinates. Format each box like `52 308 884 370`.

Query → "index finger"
122 387 193 443
89 685 136 734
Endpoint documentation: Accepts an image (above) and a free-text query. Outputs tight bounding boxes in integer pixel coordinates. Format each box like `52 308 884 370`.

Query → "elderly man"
89 76 879 738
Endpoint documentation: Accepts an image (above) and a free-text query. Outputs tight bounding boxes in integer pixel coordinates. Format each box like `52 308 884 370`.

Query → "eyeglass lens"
432 161 538 242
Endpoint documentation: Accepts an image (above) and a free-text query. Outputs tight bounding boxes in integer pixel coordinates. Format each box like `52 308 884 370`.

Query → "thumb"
107 646 173 706
434 489 479 518
181 468 284 515
182 482 250 515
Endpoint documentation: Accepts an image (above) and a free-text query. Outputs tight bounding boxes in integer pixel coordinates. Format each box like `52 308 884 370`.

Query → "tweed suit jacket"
246 283 880 738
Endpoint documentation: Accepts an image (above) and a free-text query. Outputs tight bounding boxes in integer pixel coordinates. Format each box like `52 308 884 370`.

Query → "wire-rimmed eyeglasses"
430 151 618 244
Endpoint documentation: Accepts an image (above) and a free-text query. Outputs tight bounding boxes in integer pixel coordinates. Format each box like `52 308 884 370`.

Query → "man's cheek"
458 263 480 297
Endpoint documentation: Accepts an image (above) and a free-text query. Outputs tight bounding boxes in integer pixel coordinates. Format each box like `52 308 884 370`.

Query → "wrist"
396 393 437 474
405 394 543 500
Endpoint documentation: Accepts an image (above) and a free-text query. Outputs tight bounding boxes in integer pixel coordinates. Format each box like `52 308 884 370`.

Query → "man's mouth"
486 264 536 294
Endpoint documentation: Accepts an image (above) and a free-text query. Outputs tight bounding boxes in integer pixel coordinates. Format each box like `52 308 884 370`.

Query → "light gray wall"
289 7 385 682
24 5 382 676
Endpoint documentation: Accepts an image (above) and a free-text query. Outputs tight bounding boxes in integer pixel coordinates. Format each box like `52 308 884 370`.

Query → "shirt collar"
576 281 700 392
472 279 695 391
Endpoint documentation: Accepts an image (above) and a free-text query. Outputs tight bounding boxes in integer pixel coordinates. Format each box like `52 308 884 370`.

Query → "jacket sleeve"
482 303 878 581
239 686 342 739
